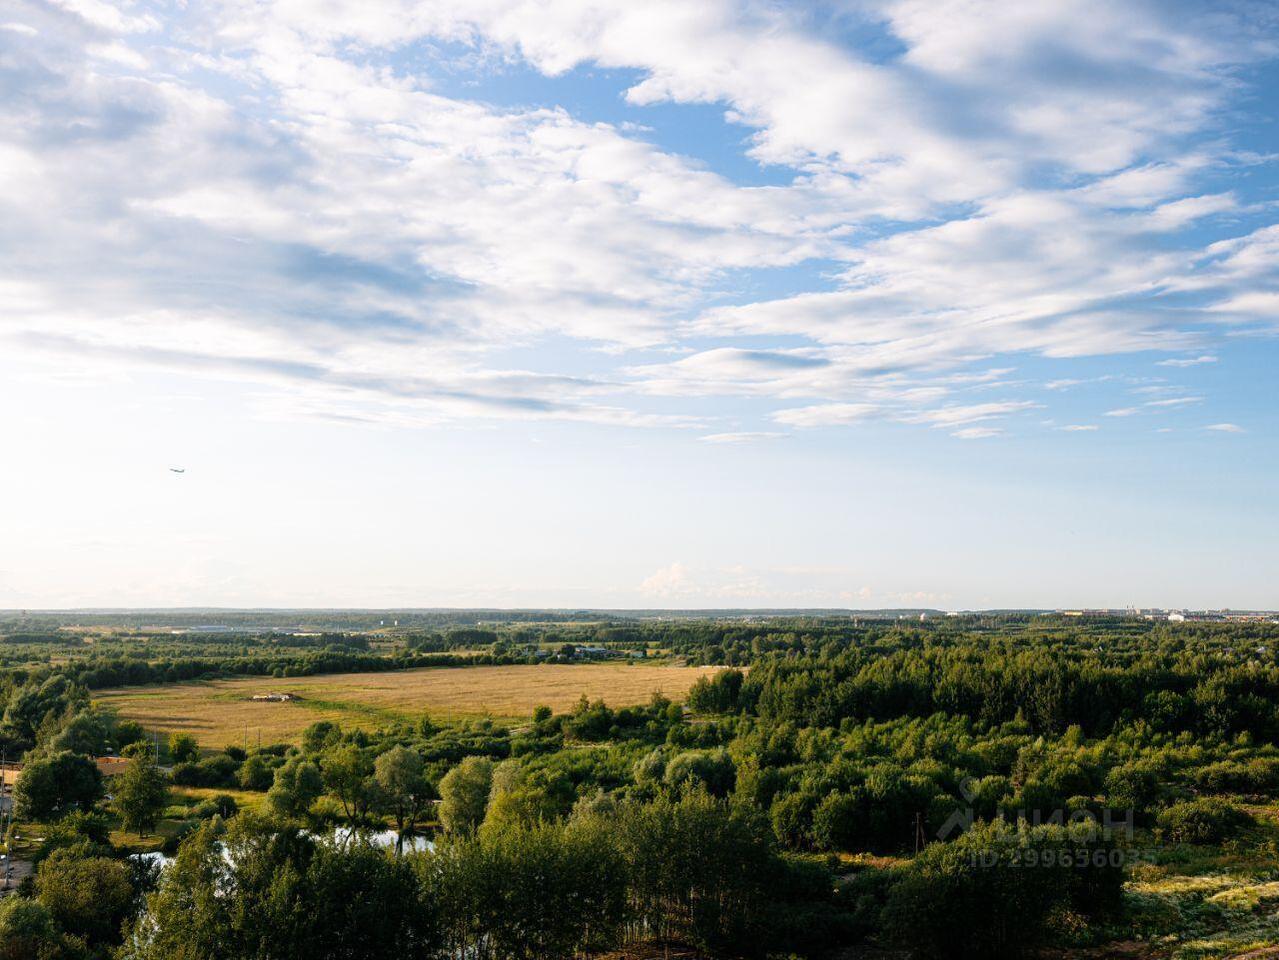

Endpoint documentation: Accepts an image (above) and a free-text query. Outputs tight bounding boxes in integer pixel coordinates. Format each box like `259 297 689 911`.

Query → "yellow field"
94 663 719 748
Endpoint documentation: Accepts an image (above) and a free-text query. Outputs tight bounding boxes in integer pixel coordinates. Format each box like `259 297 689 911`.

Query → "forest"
2 612 1279 959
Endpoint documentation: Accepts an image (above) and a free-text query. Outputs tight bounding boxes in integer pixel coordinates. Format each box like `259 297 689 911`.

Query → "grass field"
94 663 720 748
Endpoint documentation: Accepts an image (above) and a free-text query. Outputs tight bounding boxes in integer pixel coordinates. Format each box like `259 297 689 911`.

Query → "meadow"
93 662 718 747
9 613 1279 959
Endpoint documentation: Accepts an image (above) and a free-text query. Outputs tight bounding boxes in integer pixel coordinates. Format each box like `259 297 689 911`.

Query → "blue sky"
0 0 1276 609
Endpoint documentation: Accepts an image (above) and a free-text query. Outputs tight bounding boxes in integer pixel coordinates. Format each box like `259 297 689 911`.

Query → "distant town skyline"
1 0 1276 608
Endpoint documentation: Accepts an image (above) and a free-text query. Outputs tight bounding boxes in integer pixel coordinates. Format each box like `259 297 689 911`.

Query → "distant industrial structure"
1058 608 1278 624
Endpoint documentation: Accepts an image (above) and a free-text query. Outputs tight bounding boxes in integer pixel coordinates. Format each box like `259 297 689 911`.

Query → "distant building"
95 756 134 777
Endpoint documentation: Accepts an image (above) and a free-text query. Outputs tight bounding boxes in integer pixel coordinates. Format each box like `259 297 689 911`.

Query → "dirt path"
0 856 33 895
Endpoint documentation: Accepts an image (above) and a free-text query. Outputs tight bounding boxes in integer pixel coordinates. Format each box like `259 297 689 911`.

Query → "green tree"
114 747 168 837
48 710 112 756
438 756 492 835
34 848 135 945
167 733 199 765
0 896 68 960
267 756 323 821
122 817 436 960
374 746 431 844
883 821 1123 959
13 751 104 821
238 754 273 791
321 744 376 822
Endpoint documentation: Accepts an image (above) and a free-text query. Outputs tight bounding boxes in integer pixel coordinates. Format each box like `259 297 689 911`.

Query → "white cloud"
771 403 880 427
1157 355 1218 367
902 401 1040 428
698 431 788 444
639 561 690 598
0 0 1273 438
1205 422 1245 433
951 427 1004 440
1060 424 1099 432
1105 407 1141 417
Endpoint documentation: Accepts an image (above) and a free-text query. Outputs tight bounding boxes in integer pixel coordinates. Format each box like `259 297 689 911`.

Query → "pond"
133 827 434 867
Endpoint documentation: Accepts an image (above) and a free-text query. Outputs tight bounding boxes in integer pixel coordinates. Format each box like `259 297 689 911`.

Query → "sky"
0 0 1277 611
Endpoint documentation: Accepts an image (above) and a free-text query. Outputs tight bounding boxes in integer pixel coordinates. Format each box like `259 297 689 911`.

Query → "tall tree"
437 756 493 835
374 746 431 846
322 744 376 823
114 746 168 837
267 756 323 821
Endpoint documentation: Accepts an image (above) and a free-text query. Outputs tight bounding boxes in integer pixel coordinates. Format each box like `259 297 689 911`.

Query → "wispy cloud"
698 431 788 444
951 427 1004 440
0 0 1273 439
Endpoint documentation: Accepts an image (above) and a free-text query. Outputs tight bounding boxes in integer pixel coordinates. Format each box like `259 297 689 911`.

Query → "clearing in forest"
95 662 720 747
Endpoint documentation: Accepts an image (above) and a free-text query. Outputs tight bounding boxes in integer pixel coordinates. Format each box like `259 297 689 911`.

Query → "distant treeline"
3 650 526 694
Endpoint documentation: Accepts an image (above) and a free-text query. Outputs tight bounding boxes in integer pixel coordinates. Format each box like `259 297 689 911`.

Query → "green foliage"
0 896 66 960
34 848 134 946
9 614 1279 959
238 753 275 791
373 746 431 839
14 751 104 821
167 733 199 765
883 821 1124 959
121 817 434 960
687 668 744 714
266 756 323 821
663 749 736 796
321 744 376 821
171 753 240 788
438 756 493 834
1156 797 1253 844
421 819 625 960
113 748 168 838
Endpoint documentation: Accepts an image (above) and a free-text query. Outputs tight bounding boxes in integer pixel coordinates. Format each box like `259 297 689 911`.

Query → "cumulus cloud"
0 0 1273 436
639 562 691 598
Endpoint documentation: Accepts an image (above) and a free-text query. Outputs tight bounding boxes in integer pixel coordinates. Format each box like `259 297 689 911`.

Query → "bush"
663 749 735 797
1156 798 1252 845
193 794 239 819
883 821 1124 960
171 754 240 788
238 754 275 791
168 733 200 765
0 897 64 960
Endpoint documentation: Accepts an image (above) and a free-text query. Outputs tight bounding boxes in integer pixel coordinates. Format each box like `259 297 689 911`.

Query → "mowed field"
94 663 721 748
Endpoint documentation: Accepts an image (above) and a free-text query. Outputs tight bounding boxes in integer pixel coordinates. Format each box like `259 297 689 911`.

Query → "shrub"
883 821 1123 960
1156 798 1252 845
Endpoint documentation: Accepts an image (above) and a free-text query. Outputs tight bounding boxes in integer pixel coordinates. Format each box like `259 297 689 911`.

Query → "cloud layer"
2 0 1276 438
